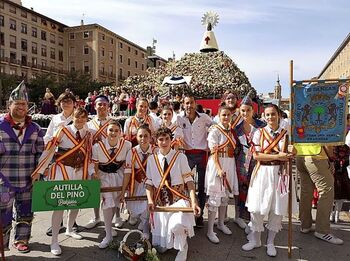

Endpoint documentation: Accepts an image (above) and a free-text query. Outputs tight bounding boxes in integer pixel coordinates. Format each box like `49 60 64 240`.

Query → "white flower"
151 248 157 254
135 247 144 255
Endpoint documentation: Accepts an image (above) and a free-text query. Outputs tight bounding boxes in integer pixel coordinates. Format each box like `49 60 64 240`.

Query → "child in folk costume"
92 119 132 248
242 104 295 257
234 96 266 231
160 106 184 150
85 95 114 230
146 127 200 261
124 98 159 147
205 106 239 244
32 107 94 256
121 125 154 238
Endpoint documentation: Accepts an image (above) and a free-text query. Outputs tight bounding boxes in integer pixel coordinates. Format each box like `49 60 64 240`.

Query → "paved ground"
3 204 350 261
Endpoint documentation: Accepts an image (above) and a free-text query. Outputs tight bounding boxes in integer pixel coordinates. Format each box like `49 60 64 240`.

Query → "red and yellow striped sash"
98 139 126 164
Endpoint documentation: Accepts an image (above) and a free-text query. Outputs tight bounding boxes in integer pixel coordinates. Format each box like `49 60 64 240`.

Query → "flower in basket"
135 247 144 255
145 248 160 261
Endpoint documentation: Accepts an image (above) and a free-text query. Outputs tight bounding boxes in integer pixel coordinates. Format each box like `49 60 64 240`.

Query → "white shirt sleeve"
145 157 154 186
180 153 193 183
207 127 220 150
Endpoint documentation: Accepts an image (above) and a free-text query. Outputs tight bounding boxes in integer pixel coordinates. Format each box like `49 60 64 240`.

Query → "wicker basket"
119 230 151 261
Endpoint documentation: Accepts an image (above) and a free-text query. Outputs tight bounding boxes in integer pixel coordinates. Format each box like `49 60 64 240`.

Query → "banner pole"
288 60 293 259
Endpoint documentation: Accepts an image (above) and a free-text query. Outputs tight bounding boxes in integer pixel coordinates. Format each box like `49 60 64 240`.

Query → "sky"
22 0 350 97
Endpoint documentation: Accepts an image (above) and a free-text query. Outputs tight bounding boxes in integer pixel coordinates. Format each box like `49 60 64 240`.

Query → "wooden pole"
0 217 6 261
153 207 193 213
288 60 293 259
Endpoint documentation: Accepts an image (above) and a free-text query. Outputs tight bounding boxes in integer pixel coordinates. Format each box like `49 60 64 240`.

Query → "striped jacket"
0 117 44 191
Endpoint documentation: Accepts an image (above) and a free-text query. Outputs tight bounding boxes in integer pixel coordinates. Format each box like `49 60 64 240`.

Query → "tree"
0 73 22 110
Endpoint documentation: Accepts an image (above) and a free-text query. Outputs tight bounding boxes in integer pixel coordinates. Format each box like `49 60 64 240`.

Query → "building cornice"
318 33 350 78
3 0 68 28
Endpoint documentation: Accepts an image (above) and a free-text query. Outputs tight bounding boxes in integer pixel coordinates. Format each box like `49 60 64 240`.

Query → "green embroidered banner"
32 180 100 211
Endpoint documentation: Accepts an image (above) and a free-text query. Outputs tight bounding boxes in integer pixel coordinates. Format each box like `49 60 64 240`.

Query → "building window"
50 48 55 59
127 71 130 77
10 19 16 30
21 55 27 66
59 50 63 62
58 36 63 46
135 61 138 68
10 52 16 63
84 61 89 73
83 31 90 38
9 5 16 14
41 19 47 26
32 27 37 37
135 50 138 55
69 46 75 56
128 46 131 52
119 55 123 63
32 57 37 66
0 32 3 46
128 58 130 66
142 64 144 71
21 10 27 18
119 68 123 78
110 38 114 44
100 63 105 74
50 34 55 44
119 42 123 48
70 61 75 71
0 2 4 9
32 42 37 54
101 47 105 57
142 53 145 58
101 34 105 41
31 15 37 22
0 15 4 27
69 33 75 40
41 45 47 57
21 23 27 34
84 45 89 55
109 65 113 76
109 51 113 60
21 39 27 52
0 49 4 58
42 59 47 68
10 35 16 49
10 67 17 75
41 31 46 41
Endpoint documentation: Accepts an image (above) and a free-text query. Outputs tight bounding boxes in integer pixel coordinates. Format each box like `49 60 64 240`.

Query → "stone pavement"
3 205 350 261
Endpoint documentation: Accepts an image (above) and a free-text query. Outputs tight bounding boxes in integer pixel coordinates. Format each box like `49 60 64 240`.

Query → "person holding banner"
32 107 94 255
296 143 344 244
205 106 239 244
0 81 44 253
92 119 131 249
145 127 200 261
242 104 295 257
121 124 154 239
43 92 78 237
85 95 113 230
124 98 158 147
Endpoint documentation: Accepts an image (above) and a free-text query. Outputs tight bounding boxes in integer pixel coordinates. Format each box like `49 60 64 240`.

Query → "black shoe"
72 222 79 232
195 217 204 228
46 222 65 236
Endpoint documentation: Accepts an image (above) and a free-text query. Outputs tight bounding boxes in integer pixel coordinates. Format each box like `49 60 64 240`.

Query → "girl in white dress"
242 104 295 257
160 106 184 150
205 106 239 244
32 107 94 256
146 127 200 261
92 119 132 249
121 124 153 238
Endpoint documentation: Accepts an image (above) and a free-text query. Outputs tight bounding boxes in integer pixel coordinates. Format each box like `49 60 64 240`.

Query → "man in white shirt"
149 101 161 128
177 94 213 227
